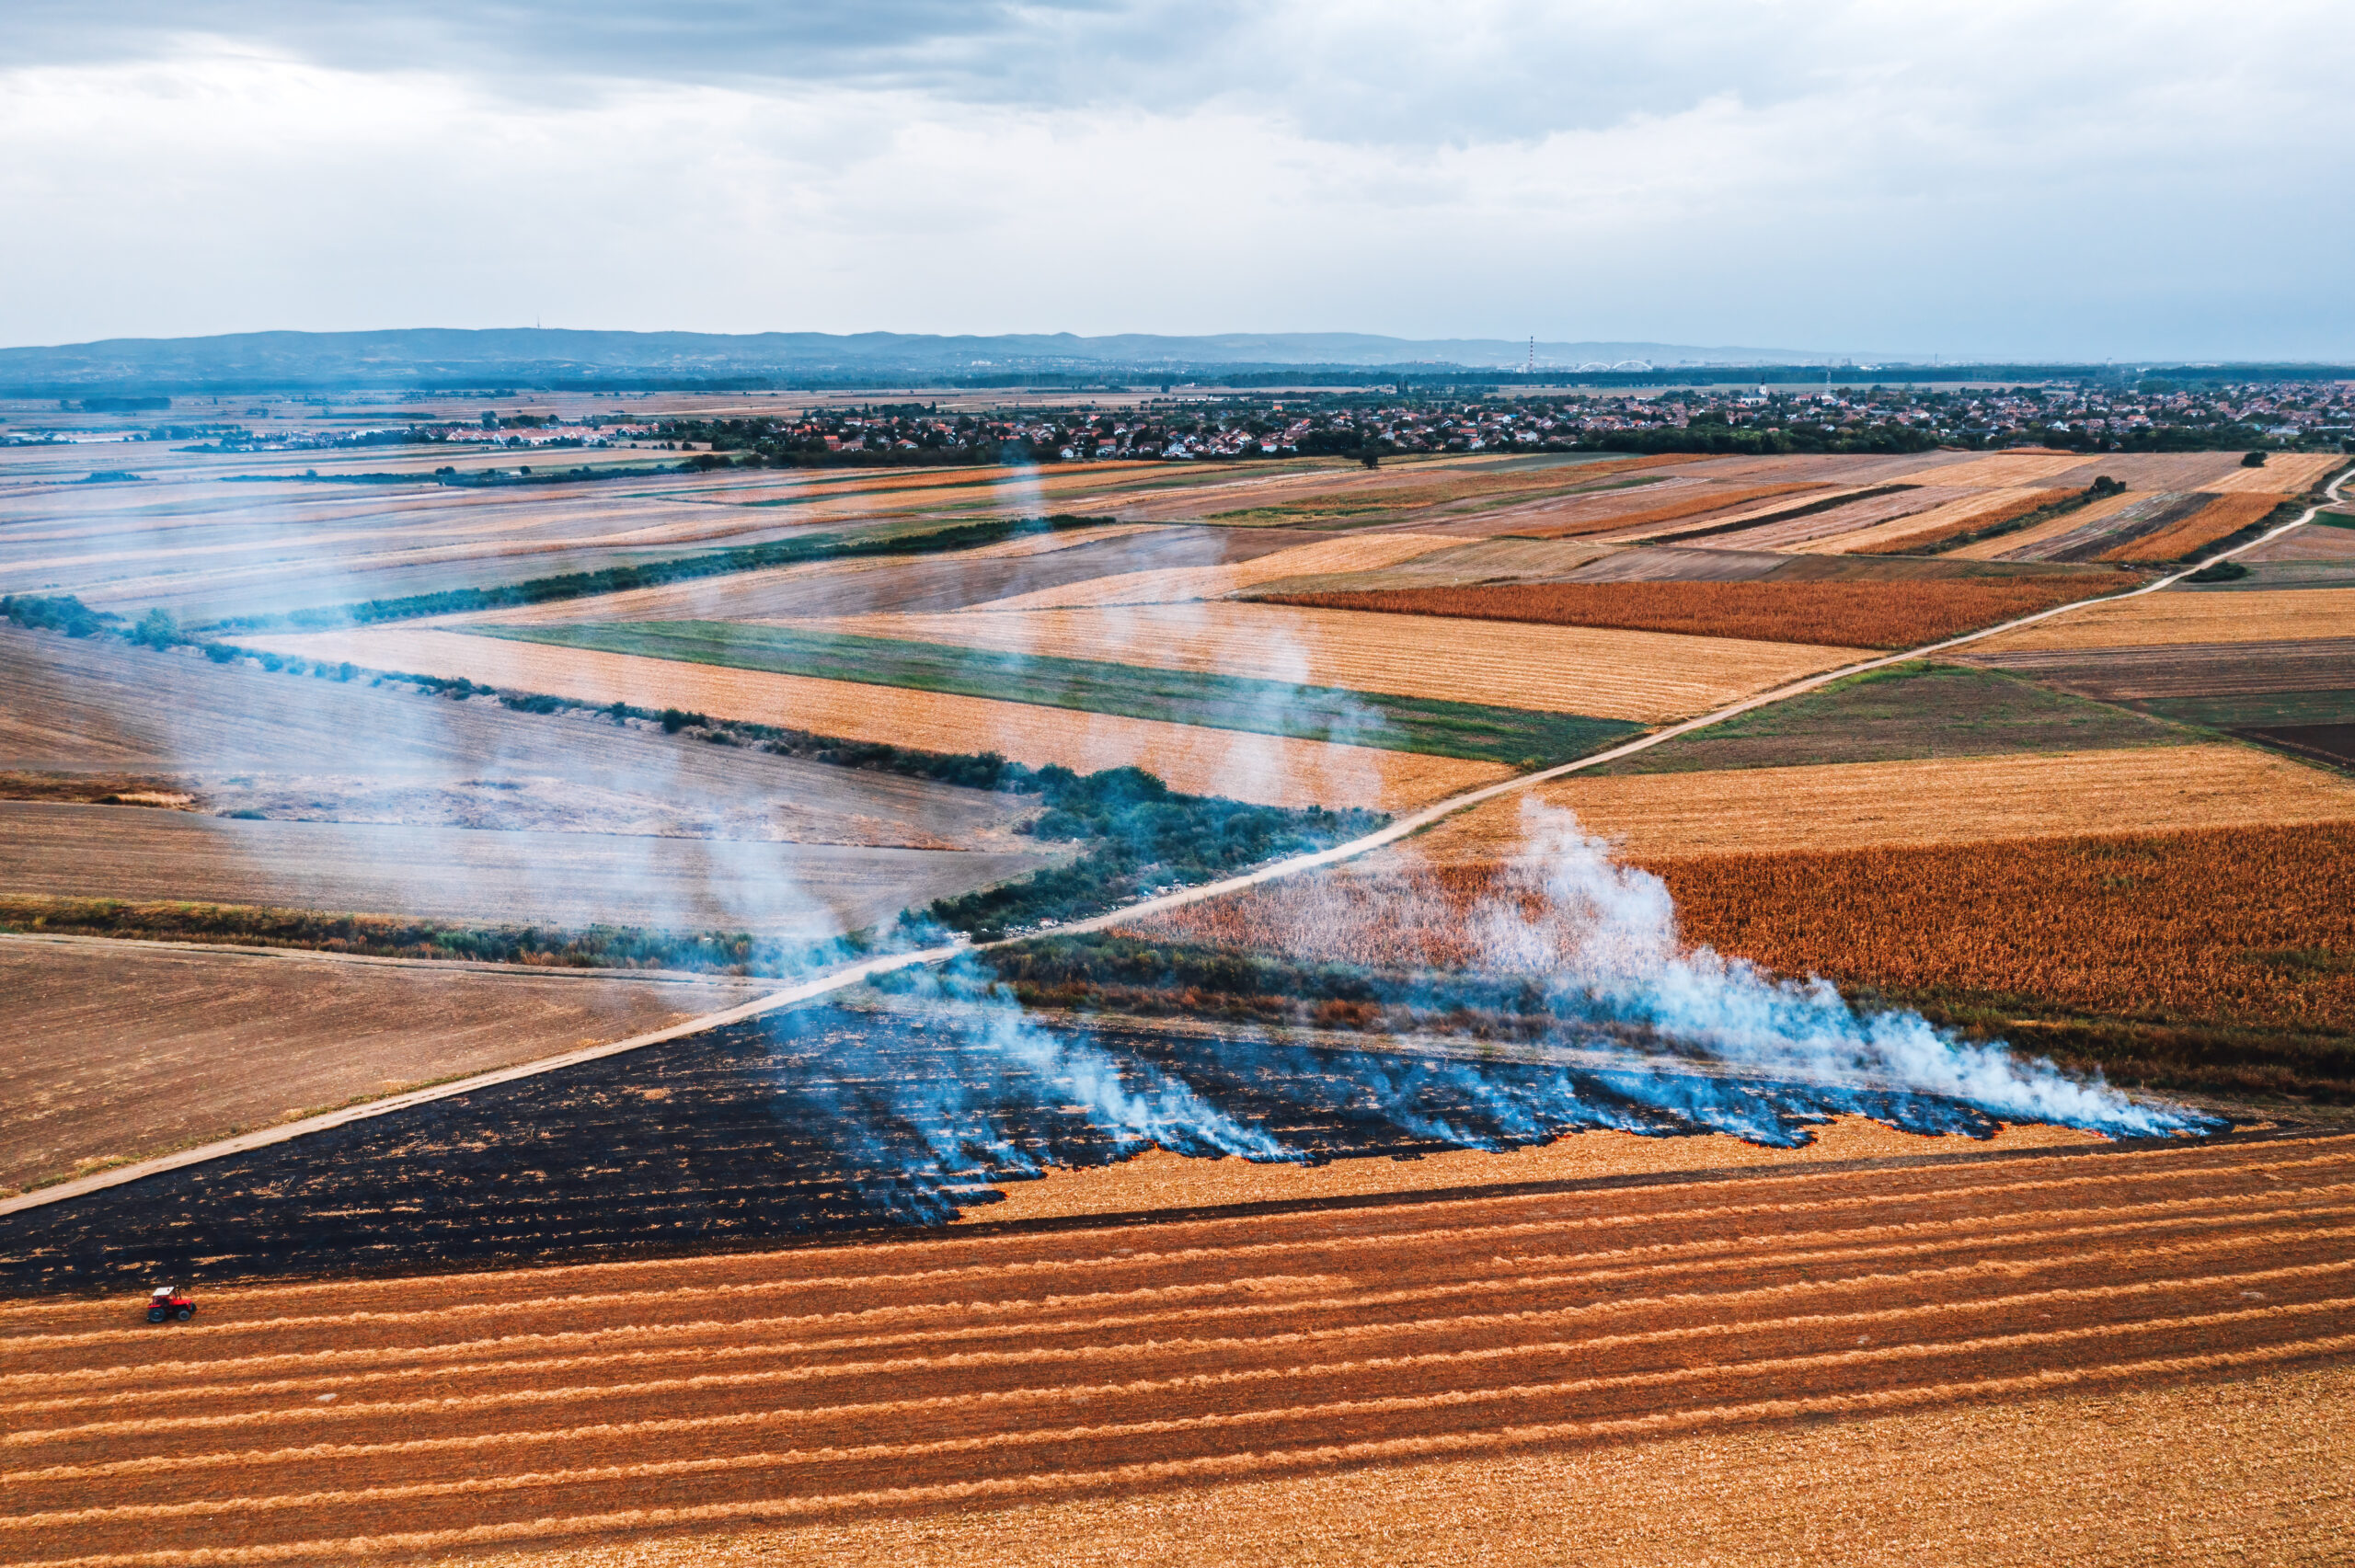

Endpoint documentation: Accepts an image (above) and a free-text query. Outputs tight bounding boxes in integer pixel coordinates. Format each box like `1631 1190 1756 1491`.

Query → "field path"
9 466 2344 1223
1 1132 2348 1564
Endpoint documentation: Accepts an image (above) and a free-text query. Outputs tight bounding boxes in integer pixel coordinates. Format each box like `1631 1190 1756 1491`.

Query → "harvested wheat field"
788 602 1857 722
232 627 1505 809
1881 452 2094 489
1497 481 1830 541
2 1132 2346 1565
1942 489 2148 561
0 935 761 1195
1258 577 2121 650
2207 453 2349 493
1822 487 2072 555
2097 493 2291 564
472 1359 2355 1568
1414 744 2355 861
968 532 1463 610
1972 585 2355 651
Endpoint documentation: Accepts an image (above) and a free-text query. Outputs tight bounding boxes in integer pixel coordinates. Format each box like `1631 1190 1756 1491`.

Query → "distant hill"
0 327 1840 392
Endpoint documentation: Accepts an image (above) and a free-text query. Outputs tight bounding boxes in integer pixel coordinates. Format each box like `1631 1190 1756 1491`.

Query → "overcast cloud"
2 1 2348 358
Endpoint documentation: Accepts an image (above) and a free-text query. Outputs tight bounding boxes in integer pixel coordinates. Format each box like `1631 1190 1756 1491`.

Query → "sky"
3 1 2349 360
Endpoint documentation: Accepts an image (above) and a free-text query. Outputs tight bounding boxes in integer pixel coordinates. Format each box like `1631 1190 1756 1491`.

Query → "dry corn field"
1972 585 2355 651
789 602 1857 723
1414 744 2355 861
237 628 1509 811
4 1134 2349 1566
1258 577 2121 650
2096 493 2292 564
969 532 1463 611
1649 824 2355 1035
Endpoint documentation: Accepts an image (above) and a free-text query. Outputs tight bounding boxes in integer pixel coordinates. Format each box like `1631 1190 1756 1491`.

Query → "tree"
2242 450 2269 467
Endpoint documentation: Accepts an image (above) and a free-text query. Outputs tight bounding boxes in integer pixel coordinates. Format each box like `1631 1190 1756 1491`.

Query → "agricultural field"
1418 743 2355 860
766 601 1855 722
2 1131 2345 1563
0 935 761 1194
1258 575 2125 649
229 623 1511 808
6 401 2352 1568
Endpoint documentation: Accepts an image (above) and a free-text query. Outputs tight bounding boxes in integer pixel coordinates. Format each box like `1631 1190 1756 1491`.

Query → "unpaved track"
13 468 2346 1224
0 1132 2347 1564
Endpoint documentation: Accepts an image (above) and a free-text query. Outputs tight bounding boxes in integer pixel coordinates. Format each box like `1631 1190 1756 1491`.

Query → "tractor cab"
145 1287 196 1323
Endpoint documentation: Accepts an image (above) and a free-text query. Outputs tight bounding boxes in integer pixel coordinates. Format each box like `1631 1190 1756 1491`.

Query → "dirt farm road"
7 464 2345 1220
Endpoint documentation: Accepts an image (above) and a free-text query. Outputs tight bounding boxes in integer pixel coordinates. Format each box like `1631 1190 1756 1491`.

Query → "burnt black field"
0 1003 2006 1296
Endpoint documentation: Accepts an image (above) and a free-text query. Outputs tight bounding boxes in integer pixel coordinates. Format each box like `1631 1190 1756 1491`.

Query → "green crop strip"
478 620 1637 766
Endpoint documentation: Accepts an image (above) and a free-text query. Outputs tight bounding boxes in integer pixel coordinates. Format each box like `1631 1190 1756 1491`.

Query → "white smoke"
1472 797 2209 1139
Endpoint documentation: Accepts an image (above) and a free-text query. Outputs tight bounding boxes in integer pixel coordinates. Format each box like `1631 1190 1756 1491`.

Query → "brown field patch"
969 532 1462 610
0 936 762 1195
792 602 1856 722
4 1136 2345 1565
1972 585 2355 651
2098 493 2291 563
1828 487 2062 555
233 627 1504 809
1412 744 2355 861
2245 521 2355 564
1257 576 2122 650
1958 637 2355 701
1685 487 1972 554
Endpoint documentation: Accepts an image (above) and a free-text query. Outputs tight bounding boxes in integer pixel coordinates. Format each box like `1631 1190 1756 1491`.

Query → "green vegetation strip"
209 513 1115 634
481 621 1637 766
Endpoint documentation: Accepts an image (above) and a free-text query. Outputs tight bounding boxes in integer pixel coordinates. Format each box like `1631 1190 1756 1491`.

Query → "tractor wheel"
175 1306 194 1321
147 1308 167 1322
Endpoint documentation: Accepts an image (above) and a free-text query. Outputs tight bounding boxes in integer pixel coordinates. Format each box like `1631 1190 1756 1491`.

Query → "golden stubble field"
1413 743 2355 861
1972 585 2355 651
3 1132 2345 1566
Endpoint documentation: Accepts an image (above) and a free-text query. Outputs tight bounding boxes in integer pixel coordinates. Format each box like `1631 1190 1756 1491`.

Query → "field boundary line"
6 469 2341 1221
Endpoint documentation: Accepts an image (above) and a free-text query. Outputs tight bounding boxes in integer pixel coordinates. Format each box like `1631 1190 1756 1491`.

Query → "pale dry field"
2246 523 2355 563
788 601 1858 723
0 934 762 1194
968 532 1463 610
235 627 1508 809
1802 486 2055 555
1881 452 2094 488
6 1134 2343 1567
1415 743 2355 861
1694 486 1974 554
1943 490 2146 561
1580 486 1883 545
1972 584 2355 651
2207 453 2348 493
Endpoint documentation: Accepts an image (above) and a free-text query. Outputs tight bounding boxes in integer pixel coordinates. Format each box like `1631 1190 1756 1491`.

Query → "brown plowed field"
0 936 763 1196
2245 521 2355 563
1973 585 2355 650
2 1134 2346 1565
1497 482 1830 541
1258 576 2120 650
966 532 1462 611
1960 637 2355 700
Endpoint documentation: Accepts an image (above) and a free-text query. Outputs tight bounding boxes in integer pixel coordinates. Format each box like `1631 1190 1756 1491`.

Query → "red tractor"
145 1287 196 1323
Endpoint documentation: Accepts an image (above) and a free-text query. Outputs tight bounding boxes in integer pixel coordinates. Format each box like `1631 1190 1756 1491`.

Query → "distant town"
10 376 2352 465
